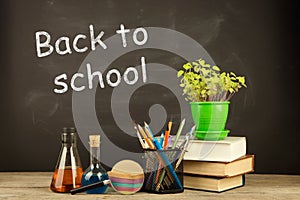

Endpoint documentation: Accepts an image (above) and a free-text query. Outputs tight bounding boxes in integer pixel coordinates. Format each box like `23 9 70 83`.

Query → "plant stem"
221 91 227 101
225 93 235 101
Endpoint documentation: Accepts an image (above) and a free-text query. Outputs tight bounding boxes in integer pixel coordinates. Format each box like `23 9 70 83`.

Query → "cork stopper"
89 135 100 147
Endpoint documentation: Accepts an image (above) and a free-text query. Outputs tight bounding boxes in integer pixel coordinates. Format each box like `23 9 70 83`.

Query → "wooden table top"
0 172 299 199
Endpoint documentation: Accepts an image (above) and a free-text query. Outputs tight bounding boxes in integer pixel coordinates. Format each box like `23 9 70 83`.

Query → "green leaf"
199 60 206 66
192 62 199 66
178 58 247 102
230 72 236 77
212 66 220 71
237 76 246 85
177 70 184 77
201 68 210 76
183 63 192 70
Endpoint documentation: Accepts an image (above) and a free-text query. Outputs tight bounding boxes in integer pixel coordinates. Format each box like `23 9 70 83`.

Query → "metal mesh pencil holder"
143 148 184 194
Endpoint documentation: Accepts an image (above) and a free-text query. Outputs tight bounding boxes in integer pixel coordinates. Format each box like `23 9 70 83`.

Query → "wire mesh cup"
143 148 184 194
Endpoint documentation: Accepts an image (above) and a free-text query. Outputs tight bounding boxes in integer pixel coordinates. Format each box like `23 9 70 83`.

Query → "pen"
156 118 185 191
159 122 173 188
152 138 183 190
71 180 110 195
168 135 173 147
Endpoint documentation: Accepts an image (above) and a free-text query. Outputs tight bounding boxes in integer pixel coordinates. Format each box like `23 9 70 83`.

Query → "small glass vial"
50 127 83 193
81 135 109 194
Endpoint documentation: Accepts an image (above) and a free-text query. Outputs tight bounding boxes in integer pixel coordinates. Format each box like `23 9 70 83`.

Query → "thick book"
184 155 254 177
183 136 246 162
184 174 245 193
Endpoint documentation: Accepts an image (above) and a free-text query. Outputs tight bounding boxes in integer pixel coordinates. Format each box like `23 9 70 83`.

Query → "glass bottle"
81 135 109 194
50 127 83 193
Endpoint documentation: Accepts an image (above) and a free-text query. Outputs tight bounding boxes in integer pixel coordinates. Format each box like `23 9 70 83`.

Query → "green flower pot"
195 130 230 141
190 101 230 140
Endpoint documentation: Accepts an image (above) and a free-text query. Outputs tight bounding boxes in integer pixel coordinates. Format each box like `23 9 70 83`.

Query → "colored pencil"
144 126 154 142
163 130 170 149
137 124 155 149
132 121 146 149
144 122 154 139
171 118 185 149
159 132 164 147
168 121 173 134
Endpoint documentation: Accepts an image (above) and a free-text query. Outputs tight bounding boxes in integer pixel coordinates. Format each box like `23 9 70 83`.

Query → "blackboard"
0 0 299 174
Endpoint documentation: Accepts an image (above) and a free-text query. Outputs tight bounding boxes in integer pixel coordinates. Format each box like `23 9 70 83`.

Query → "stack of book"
183 137 254 192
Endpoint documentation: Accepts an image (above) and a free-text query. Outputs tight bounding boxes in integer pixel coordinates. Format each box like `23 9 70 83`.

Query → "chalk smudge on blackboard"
200 15 225 45
25 90 60 118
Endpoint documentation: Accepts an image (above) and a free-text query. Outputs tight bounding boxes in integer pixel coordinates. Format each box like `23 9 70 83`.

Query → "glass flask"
50 127 83 193
81 135 109 194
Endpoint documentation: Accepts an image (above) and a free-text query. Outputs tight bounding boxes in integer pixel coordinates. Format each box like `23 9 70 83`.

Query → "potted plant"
177 59 247 140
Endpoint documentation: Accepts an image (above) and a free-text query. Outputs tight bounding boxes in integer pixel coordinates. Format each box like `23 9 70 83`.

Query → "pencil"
136 128 146 149
159 132 164 147
137 124 155 149
144 125 154 141
144 122 154 139
132 121 146 149
163 127 170 149
168 121 173 134
171 118 185 149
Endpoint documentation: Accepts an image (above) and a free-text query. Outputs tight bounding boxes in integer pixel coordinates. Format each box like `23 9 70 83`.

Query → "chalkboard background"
0 0 299 174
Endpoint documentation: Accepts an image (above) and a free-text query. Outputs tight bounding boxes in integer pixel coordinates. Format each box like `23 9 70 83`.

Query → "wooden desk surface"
0 172 299 199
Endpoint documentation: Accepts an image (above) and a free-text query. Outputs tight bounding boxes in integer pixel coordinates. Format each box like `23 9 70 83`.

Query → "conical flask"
81 134 109 194
50 127 83 193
